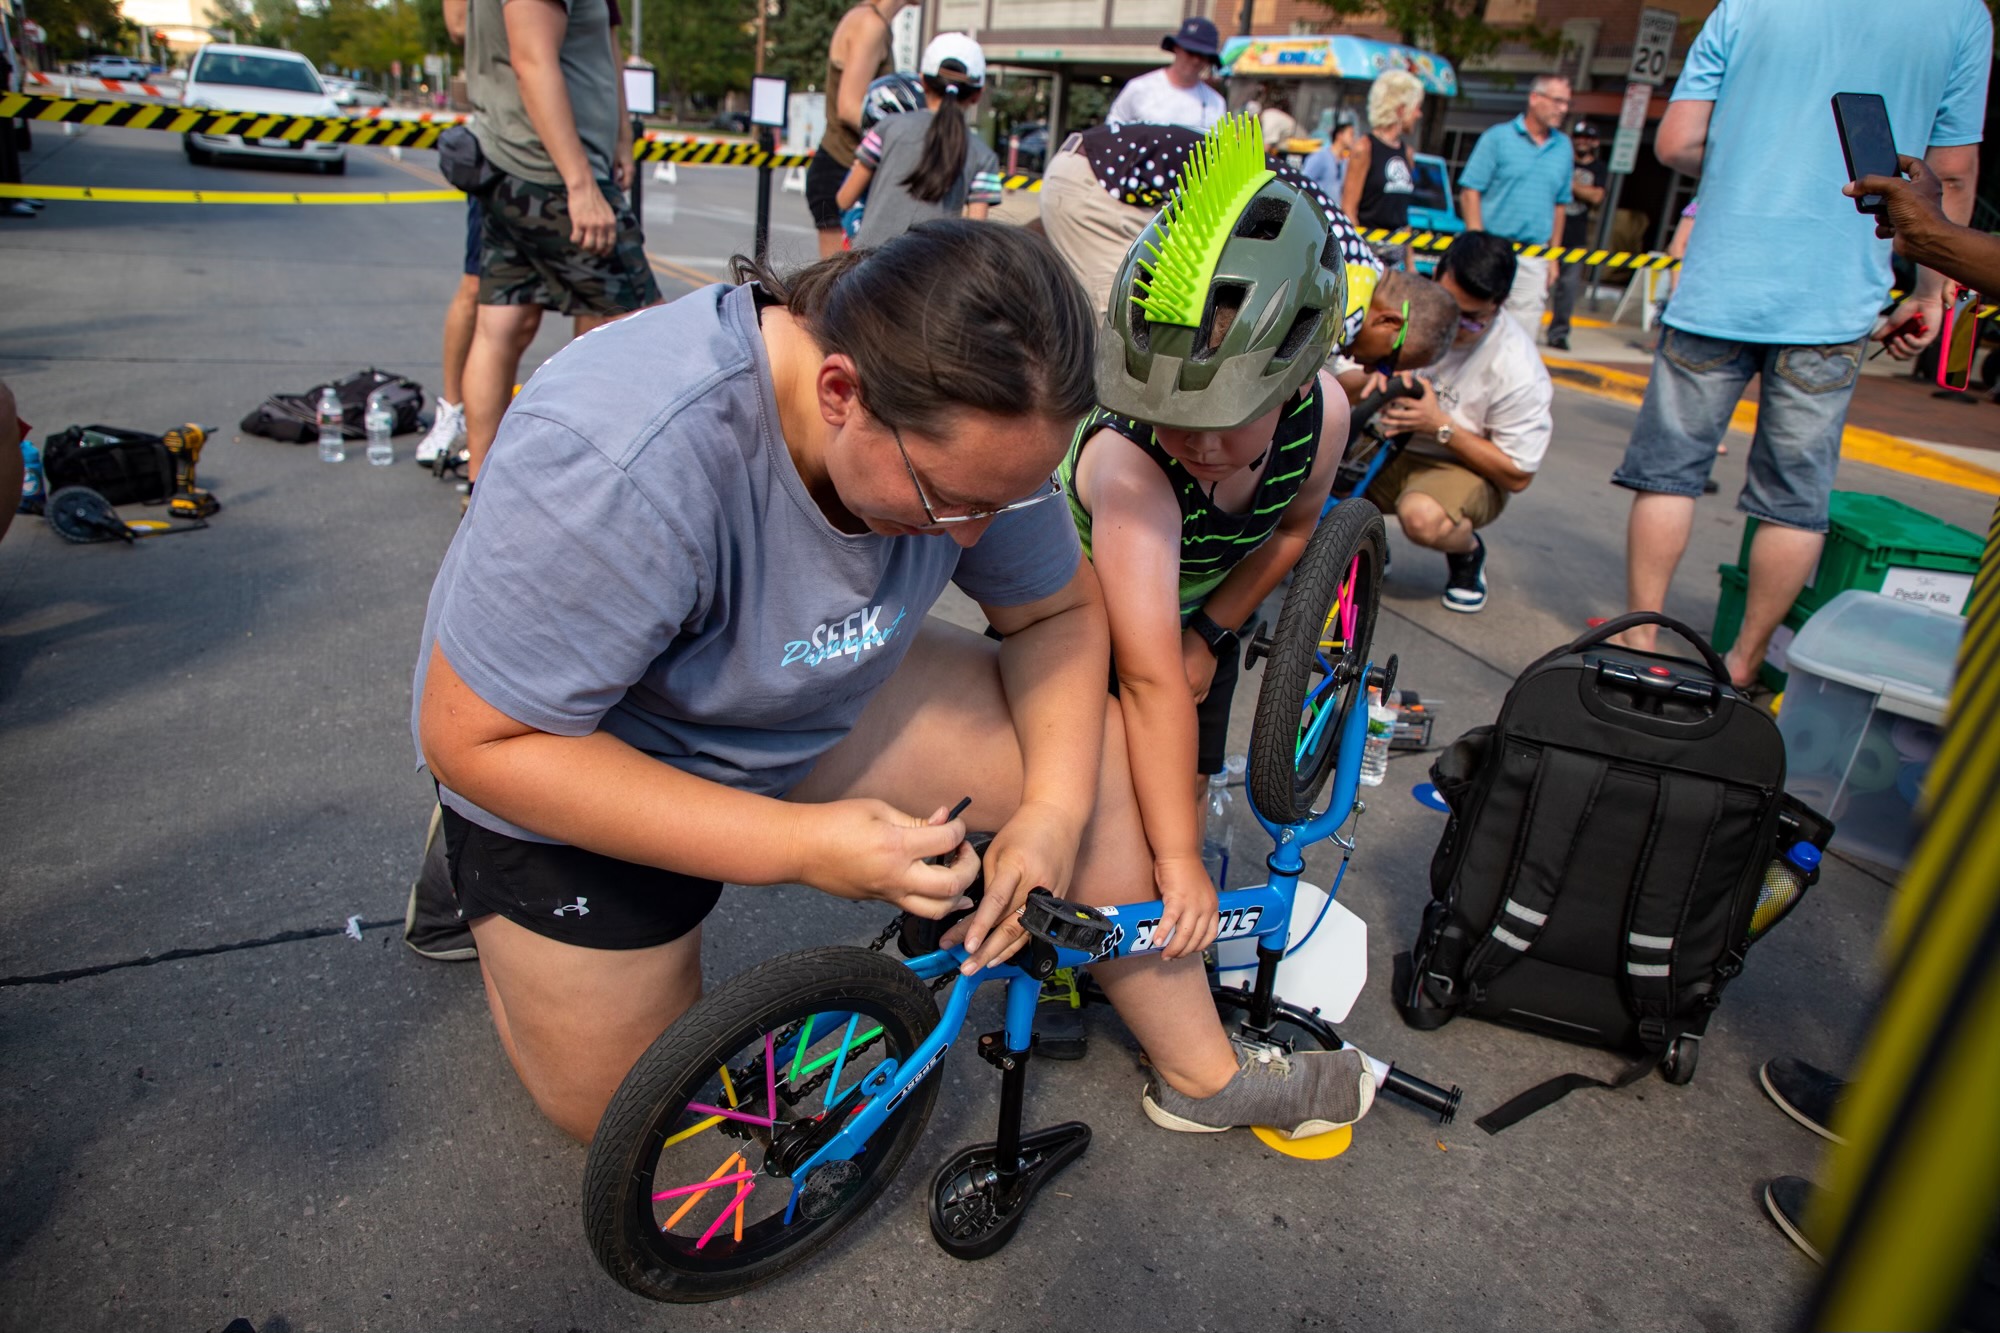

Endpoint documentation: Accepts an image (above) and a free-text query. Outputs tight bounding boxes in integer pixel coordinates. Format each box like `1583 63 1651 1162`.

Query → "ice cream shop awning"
1219 36 1458 96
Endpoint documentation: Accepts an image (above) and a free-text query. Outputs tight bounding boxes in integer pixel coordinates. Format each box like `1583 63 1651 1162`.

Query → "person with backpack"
836 33 1002 250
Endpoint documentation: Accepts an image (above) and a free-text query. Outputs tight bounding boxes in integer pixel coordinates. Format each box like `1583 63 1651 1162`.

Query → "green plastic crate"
1712 562 1831 693
1737 492 1982 616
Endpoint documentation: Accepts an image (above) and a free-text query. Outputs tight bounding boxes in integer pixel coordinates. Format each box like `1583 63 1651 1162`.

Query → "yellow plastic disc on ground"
1252 1123 1352 1159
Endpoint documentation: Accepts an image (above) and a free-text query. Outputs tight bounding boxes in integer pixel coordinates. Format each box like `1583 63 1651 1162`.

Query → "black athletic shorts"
440 806 723 950
804 148 849 231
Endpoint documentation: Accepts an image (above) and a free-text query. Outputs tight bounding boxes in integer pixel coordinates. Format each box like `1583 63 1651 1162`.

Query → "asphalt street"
2 126 1993 1333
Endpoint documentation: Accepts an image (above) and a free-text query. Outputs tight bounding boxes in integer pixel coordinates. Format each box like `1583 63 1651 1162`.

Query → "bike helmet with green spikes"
1098 114 1347 432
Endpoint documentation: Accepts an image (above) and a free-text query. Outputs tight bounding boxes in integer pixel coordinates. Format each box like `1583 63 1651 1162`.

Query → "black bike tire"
1248 498 1388 824
582 946 941 1303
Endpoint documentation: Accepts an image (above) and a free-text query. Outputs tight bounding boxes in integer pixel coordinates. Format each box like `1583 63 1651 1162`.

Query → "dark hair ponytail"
901 72 977 204
731 220 1095 437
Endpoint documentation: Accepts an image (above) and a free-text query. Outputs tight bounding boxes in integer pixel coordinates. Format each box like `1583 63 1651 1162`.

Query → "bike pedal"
927 1121 1092 1261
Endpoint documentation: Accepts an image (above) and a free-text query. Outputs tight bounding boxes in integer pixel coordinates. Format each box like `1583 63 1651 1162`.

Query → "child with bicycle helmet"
837 33 1002 249
1060 116 1378 1134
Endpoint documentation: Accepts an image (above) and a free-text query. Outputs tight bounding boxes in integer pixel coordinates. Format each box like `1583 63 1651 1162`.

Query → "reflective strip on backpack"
1504 899 1549 926
1628 931 1675 949
1626 961 1671 977
1491 924 1532 951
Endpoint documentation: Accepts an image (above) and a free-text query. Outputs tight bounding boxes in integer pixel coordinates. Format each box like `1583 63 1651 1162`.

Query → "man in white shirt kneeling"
1359 231 1554 614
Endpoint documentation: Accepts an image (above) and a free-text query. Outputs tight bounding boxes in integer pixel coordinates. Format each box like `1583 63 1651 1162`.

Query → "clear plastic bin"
1776 590 1964 870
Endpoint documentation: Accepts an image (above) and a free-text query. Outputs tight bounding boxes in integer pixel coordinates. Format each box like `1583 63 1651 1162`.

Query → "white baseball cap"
921 32 986 87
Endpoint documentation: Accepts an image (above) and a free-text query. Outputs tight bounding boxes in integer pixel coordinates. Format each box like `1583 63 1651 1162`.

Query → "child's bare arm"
1077 430 1219 958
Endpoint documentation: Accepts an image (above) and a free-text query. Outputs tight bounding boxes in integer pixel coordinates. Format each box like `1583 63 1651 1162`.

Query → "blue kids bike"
581 496 1462 1303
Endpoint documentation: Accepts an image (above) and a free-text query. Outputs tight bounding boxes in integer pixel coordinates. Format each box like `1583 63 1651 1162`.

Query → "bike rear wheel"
582 947 942 1303
1249 498 1388 824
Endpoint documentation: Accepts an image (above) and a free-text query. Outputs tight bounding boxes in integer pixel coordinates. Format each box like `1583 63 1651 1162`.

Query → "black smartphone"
1832 93 1900 216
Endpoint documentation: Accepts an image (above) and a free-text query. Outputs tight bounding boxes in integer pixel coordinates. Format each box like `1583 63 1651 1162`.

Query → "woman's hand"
795 799 978 919
944 799 1083 974
1152 855 1220 961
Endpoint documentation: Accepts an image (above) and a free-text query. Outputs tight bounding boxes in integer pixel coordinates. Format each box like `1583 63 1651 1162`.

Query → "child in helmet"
836 33 1002 248
1061 115 1374 1134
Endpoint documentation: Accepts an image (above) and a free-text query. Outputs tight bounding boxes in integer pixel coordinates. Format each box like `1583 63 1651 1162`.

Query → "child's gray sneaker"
1142 1040 1375 1139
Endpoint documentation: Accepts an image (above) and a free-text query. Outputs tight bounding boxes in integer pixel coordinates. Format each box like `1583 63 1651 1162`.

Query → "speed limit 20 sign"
1629 7 1679 86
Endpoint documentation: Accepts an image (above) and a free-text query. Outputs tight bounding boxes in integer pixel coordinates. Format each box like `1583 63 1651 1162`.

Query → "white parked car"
84 55 151 82
324 76 390 109
181 43 346 174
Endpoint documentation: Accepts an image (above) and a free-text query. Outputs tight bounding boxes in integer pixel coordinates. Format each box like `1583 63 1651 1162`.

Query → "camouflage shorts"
478 171 661 317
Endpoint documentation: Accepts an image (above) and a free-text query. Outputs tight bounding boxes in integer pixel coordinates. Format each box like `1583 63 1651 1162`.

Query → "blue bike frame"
777 671 1376 1224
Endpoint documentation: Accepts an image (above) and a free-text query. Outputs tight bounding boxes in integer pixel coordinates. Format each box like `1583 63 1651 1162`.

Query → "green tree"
331 0 426 79
763 0 846 92
634 0 756 115
32 0 136 59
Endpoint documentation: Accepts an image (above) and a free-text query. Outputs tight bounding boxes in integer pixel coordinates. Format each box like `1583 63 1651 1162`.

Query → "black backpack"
240 368 426 444
1397 613 1831 1132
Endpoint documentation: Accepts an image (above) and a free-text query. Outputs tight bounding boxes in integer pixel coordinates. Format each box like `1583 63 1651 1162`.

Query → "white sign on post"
1609 79 1653 175
892 6 922 75
1628 7 1679 87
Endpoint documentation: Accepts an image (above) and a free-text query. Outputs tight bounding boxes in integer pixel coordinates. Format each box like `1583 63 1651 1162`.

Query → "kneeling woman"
414 220 1373 1144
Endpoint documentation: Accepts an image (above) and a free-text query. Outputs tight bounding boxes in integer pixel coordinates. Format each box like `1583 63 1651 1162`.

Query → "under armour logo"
552 898 590 917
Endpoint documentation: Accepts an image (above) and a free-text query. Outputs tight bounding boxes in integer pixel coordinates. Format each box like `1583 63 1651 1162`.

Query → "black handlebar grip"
1381 1066 1462 1125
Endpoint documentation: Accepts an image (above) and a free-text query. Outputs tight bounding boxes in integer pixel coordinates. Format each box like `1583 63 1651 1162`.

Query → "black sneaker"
1759 1057 1849 1143
1761 1175 1824 1263
1546 333 1570 351
1442 535 1487 613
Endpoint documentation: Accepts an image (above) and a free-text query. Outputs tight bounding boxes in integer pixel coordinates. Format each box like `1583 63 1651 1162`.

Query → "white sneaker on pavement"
415 400 465 466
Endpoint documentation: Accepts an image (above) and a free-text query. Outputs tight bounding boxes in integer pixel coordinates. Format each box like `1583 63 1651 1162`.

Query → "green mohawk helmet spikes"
1134 115 1276 328
1097 119 1348 433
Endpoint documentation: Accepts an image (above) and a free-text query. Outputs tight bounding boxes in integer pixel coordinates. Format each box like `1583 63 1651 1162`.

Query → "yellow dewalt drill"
160 425 220 520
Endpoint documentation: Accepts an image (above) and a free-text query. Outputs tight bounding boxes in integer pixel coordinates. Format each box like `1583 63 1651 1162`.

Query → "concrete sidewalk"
1541 316 2000 495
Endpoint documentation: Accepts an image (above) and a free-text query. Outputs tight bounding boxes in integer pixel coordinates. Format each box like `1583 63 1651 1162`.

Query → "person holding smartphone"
1610 0 1988 697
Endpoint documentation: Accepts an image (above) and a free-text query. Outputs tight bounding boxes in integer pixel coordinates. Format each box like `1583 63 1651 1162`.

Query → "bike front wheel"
582 947 942 1303
1250 497 1388 824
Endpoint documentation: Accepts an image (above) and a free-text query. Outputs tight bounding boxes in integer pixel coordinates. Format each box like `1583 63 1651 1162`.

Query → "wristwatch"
1436 422 1455 447
1187 609 1240 661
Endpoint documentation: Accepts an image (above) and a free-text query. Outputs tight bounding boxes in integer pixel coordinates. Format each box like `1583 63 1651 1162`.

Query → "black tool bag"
240 368 426 443
1397 612 1826 1132
39 425 176 506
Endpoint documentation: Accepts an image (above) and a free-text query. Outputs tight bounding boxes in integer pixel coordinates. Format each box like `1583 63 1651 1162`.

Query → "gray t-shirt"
852 109 1004 250
466 0 620 188
412 282 1082 842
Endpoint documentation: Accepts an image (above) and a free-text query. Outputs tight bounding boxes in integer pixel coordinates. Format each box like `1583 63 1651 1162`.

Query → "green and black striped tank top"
1059 378 1324 620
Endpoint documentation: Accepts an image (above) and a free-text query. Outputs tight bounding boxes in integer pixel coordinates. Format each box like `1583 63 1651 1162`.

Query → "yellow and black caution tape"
0 183 457 205
0 91 452 148
635 137 810 169
0 93 812 167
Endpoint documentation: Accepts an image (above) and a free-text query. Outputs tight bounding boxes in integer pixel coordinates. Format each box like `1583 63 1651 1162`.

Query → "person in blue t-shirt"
1611 0 1989 694
1457 75 1575 337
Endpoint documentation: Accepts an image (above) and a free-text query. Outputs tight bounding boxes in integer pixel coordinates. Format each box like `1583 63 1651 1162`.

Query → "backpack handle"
1537 611 1733 684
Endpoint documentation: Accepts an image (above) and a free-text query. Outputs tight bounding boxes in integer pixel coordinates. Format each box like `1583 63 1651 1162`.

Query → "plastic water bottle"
1749 841 1821 941
316 385 345 464
364 389 394 466
1359 690 1396 787
18 436 44 512
1201 755 1246 890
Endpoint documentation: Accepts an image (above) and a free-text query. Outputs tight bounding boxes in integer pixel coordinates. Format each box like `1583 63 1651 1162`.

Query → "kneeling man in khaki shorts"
1359 232 1552 613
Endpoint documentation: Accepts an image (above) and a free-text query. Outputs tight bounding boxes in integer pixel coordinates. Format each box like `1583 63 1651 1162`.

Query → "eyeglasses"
1456 309 1492 334
891 426 1064 528
1373 298 1410 376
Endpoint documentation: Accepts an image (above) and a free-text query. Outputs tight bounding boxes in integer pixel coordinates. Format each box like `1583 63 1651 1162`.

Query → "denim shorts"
1612 326 1866 533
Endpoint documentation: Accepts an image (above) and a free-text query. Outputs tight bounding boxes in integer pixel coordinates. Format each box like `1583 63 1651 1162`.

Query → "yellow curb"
1541 353 2000 496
